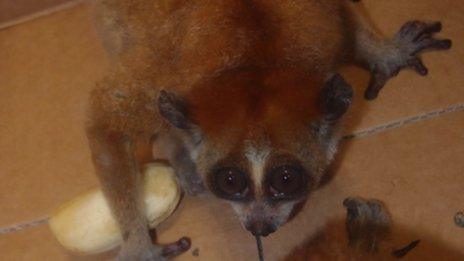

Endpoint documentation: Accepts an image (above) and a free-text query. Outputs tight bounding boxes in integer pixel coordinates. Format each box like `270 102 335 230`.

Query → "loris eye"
214 168 248 199
269 166 305 198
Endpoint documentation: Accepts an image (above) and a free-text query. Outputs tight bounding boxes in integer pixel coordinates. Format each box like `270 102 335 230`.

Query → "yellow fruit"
49 163 180 255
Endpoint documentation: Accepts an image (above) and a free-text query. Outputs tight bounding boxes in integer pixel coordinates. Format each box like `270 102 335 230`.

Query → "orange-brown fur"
88 1 351 259
89 0 351 134
86 0 451 259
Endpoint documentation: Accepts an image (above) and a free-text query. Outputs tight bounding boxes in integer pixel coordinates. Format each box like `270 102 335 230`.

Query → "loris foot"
117 234 191 261
343 197 391 253
161 237 192 258
365 21 452 100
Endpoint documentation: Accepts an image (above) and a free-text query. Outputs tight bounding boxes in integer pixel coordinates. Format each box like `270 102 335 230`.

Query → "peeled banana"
49 163 180 255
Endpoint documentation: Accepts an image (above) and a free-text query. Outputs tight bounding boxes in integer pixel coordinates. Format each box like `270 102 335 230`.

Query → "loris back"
95 0 348 85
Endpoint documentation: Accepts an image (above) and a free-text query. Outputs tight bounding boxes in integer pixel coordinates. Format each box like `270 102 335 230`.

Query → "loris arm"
86 126 190 260
349 2 452 100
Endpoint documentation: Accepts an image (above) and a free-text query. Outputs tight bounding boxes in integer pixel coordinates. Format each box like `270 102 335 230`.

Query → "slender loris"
87 0 451 259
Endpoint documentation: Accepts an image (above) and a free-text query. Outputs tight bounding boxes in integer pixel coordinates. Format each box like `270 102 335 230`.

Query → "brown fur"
86 0 451 259
89 0 352 134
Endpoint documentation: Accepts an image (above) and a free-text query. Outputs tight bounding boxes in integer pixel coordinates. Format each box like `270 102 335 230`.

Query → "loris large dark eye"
269 165 305 199
214 168 248 199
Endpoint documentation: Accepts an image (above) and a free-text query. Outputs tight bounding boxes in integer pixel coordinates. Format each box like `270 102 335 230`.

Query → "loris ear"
321 74 353 121
158 90 194 130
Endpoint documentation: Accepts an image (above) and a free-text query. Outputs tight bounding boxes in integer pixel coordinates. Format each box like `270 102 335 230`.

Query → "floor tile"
0 224 115 261
0 0 73 26
0 3 108 227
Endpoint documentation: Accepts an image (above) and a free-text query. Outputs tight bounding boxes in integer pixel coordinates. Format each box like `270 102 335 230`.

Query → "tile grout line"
0 217 49 235
0 0 85 31
343 102 464 140
1 103 463 235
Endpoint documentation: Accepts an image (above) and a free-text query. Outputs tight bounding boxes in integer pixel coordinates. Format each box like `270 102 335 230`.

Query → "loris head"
158 68 352 237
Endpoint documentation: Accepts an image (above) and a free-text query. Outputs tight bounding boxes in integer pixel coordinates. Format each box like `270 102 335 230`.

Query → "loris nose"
246 221 277 237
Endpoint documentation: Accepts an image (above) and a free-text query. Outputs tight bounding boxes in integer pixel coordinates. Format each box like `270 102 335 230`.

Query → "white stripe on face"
244 142 270 195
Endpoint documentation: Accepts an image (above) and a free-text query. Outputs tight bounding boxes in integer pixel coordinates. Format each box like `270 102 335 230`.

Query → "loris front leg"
86 127 191 260
350 3 452 100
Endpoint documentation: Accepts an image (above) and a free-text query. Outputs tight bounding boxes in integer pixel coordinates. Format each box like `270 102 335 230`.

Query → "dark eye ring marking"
267 165 307 200
212 167 249 200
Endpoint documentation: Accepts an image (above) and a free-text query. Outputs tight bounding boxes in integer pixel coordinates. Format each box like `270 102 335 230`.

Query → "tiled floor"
0 1 463 260
0 0 77 28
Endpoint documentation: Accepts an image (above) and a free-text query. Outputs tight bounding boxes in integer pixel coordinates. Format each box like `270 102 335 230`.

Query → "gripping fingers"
396 20 453 56
397 21 442 42
365 68 389 100
408 58 428 76
414 38 452 53
162 237 192 258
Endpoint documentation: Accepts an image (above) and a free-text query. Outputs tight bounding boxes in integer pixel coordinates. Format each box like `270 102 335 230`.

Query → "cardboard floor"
0 1 463 260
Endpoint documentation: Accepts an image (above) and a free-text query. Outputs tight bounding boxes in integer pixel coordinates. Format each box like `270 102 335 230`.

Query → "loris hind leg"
349 4 452 100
